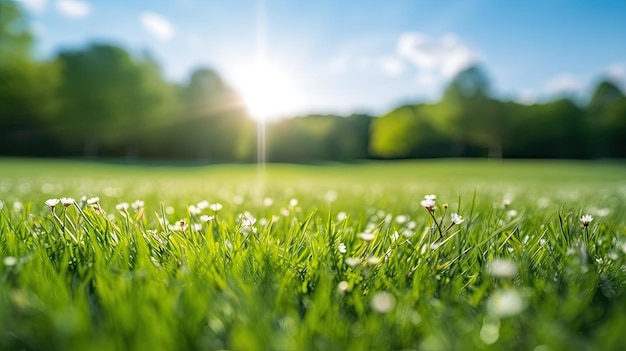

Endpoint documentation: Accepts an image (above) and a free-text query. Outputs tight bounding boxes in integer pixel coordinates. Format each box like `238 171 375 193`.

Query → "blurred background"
1 0 626 162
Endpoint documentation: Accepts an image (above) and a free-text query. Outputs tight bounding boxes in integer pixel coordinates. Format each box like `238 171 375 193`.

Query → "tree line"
2 2 625 162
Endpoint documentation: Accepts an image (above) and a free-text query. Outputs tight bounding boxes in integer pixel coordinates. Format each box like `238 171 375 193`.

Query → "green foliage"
53 44 177 156
1 159 626 350
175 68 251 161
587 80 626 157
370 104 447 158
267 114 371 162
1 4 626 161
0 2 60 156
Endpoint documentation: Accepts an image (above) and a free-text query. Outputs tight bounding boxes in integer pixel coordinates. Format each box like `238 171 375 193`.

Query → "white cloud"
355 56 371 69
329 55 349 73
606 62 626 82
515 90 538 105
543 74 585 95
378 56 405 76
184 34 202 49
55 0 90 18
17 0 48 14
140 12 175 41
397 32 479 80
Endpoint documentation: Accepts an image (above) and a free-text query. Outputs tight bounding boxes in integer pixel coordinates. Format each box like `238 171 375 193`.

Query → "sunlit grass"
1 159 626 350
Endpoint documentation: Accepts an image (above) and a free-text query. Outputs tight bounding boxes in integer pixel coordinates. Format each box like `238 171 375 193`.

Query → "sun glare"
235 61 302 121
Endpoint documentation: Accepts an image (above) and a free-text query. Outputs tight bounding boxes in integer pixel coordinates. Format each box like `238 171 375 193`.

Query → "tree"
369 104 448 158
506 99 586 158
436 66 506 158
177 68 251 161
587 80 625 157
0 2 59 156
54 44 175 157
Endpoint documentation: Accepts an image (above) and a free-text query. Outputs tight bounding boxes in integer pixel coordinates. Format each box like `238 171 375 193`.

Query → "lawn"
1 159 626 350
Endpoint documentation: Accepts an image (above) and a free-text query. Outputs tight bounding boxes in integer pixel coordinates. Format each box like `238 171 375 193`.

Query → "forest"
2 2 626 162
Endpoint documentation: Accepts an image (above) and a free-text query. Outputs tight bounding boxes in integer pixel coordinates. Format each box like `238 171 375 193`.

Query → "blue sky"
16 0 626 119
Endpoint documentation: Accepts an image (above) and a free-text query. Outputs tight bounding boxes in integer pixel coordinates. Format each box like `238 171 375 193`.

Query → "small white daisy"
116 202 130 212
60 197 75 207
451 213 464 224
188 205 201 215
371 291 396 313
358 232 376 242
45 198 60 209
580 214 593 226
200 215 214 223
338 243 347 254
131 200 145 210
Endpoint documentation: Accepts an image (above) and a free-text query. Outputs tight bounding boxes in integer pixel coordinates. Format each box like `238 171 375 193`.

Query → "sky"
14 0 626 119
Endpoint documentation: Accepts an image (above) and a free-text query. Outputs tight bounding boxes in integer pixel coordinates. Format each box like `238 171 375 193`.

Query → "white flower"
116 202 129 212
371 291 396 313
289 198 298 207
580 214 593 226
191 223 203 232
424 194 437 201
200 215 214 223
209 203 223 212
131 200 145 210
3 256 17 266
324 190 337 202
168 220 187 232
188 205 201 215
45 198 60 209
487 259 518 278
337 281 350 293
165 206 175 215
336 211 347 222
239 212 256 227
506 210 518 218
60 197 75 207
420 197 436 212
238 212 257 235
358 232 376 242
366 256 382 265
87 197 100 205
390 231 400 242
451 213 464 224
263 197 273 206
345 257 362 267
13 201 23 211
395 215 408 224
486 289 525 318
338 243 347 254
196 200 210 209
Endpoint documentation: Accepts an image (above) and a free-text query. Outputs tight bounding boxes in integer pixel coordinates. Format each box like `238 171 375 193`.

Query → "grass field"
1 159 626 350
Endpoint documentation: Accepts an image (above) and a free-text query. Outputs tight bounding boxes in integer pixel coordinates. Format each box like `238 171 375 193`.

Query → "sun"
233 61 302 121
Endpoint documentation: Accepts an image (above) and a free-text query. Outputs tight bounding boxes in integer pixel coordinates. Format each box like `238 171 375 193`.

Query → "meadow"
1 159 626 350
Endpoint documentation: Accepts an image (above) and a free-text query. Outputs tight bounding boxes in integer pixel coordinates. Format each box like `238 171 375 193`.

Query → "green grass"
1 159 626 350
